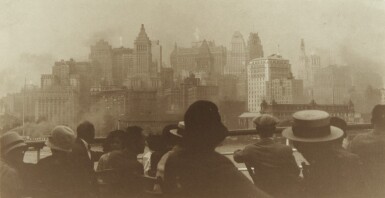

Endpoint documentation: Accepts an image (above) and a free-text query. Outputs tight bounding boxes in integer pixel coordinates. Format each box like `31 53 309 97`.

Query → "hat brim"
3 142 27 155
169 129 183 138
46 140 72 152
282 126 344 142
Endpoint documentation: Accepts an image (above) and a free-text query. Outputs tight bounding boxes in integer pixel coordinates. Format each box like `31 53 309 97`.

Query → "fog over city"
1 0 385 96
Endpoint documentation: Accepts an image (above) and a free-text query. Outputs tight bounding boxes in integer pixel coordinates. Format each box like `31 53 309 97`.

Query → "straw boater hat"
0 131 27 155
46 126 76 152
282 110 343 142
169 121 184 138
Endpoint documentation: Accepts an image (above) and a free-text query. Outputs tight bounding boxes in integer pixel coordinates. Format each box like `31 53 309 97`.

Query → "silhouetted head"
103 130 125 153
161 124 181 149
76 121 95 143
371 105 385 129
183 100 228 151
330 117 347 145
0 131 27 166
253 114 279 138
146 134 167 152
125 126 145 155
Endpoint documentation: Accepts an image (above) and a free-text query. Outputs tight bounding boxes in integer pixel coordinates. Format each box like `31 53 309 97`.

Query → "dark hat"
282 110 343 142
0 131 27 155
183 100 228 149
169 121 184 137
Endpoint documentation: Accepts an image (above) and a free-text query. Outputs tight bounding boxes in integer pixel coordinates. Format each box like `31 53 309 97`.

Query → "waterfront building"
247 54 303 112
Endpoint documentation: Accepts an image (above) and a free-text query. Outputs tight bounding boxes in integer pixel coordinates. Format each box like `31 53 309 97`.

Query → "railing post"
37 148 41 161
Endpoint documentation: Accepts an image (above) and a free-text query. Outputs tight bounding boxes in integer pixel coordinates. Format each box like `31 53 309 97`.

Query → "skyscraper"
247 54 303 112
89 40 113 85
124 24 161 90
247 32 264 60
225 31 247 76
133 24 154 77
297 39 321 89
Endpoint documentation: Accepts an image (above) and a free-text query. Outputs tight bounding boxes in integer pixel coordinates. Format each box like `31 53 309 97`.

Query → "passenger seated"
104 126 145 197
349 104 385 197
97 130 125 171
156 123 182 180
143 133 167 177
233 114 300 198
163 100 271 198
0 131 27 198
35 126 78 198
283 110 366 198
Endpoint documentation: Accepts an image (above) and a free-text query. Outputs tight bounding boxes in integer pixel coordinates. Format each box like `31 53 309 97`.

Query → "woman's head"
183 100 228 151
146 134 167 152
103 130 125 153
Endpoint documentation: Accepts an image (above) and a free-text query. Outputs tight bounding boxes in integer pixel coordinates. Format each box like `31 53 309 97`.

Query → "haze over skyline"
1 0 384 96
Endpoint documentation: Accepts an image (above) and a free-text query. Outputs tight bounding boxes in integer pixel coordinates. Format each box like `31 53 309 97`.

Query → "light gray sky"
0 0 384 96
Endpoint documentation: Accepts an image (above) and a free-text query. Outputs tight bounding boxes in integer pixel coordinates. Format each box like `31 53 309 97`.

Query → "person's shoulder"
335 148 361 162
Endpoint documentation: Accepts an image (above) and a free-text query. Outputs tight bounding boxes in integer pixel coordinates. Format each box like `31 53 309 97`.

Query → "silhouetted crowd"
1 101 385 198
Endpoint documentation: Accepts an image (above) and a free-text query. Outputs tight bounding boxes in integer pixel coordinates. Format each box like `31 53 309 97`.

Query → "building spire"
300 39 305 52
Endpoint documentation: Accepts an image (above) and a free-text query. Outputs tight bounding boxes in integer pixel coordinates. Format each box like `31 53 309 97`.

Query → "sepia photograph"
0 0 385 197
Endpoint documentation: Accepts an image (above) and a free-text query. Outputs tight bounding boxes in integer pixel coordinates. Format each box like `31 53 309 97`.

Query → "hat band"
1 140 25 153
292 125 331 138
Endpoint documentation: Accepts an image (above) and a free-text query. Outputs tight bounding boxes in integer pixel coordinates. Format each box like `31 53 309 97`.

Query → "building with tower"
170 40 226 84
124 24 161 90
297 39 321 89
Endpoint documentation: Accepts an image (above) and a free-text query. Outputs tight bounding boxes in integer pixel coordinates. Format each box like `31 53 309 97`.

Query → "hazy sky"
0 0 384 96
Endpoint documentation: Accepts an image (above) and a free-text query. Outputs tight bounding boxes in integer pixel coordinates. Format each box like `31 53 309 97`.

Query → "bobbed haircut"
76 121 95 140
371 105 385 126
103 130 125 152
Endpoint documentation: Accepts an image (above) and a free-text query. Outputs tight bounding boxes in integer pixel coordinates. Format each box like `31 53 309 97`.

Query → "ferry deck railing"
24 123 373 172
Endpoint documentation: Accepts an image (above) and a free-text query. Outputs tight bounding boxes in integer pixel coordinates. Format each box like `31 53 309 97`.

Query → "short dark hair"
146 134 166 152
124 126 144 147
76 121 95 142
371 105 385 126
103 130 125 152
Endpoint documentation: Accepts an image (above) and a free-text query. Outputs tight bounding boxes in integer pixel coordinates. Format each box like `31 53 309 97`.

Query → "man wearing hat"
282 110 366 198
233 114 300 198
0 131 27 198
163 101 270 198
35 125 79 198
349 104 385 197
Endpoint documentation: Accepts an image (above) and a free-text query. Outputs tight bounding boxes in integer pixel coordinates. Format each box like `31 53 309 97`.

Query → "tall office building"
247 54 303 112
247 32 264 60
225 31 248 76
89 40 113 85
124 24 161 90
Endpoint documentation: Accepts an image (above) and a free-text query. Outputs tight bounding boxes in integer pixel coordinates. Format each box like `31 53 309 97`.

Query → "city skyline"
1 0 385 96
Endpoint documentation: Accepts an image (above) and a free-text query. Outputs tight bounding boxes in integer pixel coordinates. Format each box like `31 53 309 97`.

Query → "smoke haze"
0 0 384 96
